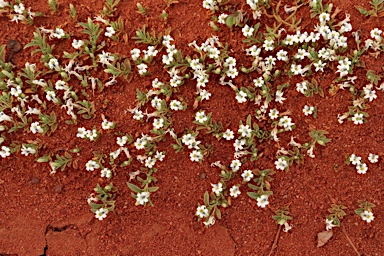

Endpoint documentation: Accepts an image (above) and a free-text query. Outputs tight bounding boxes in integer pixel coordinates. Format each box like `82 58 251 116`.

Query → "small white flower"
200 90 211 101
170 100 183 111
325 218 336 230
351 113 364 125
230 159 242 172
236 91 247 103
196 205 209 218
269 109 279 120
370 28 382 41
145 157 157 168
275 90 286 104
131 48 141 61
134 138 147 150
52 28 65 39
238 124 252 138
136 191 150 205
361 211 374 223
253 77 264 87
356 163 368 174
105 26 116 37
85 160 100 171
190 150 203 162
257 195 269 208
72 39 84 49
30 121 43 134
296 81 307 94
95 208 108 220
101 168 112 179
303 105 315 116
14 3 25 14
319 12 330 24
153 118 164 130
154 151 165 161
98 51 115 65
275 158 288 171
276 50 288 61
218 13 228 24
195 111 208 123
0 146 10 158
10 86 22 98
137 63 148 75
77 127 87 138
117 136 128 147
102 119 114 130
222 129 234 140
233 139 246 151
368 153 379 163
230 185 241 198
242 25 254 37
48 58 59 70
241 170 254 182
211 182 223 196
21 145 36 156
279 116 295 130
132 109 144 120
226 67 238 79
349 154 361 165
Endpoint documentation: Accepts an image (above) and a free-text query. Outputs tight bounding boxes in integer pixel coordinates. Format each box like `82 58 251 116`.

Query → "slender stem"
341 225 361 256
268 225 282 256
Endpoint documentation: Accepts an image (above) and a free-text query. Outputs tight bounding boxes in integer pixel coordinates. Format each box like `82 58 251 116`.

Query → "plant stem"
268 224 282 256
341 225 361 256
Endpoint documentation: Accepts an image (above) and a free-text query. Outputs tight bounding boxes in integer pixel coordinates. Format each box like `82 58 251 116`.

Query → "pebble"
54 184 64 193
31 177 40 184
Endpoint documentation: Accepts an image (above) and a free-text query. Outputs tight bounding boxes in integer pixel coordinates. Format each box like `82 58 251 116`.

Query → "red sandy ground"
0 0 383 255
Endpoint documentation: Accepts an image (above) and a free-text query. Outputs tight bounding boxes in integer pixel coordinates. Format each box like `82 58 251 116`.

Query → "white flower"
30 121 43 134
236 91 247 103
276 50 288 61
275 158 288 171
98 51 115 65
211 183 223 196
230 159 242 172
364 89 377 102
218 13 228 24
105 26 116 37
238 124 252 138
269 109 279 120
319 12 330 24
263 38 274 51
95 208 108 220
134 138 147 150
85 160 100 171
137 63 148 75
370 28 382 41
77 127 87 138
153 118 164 130
222 129 234 140
190 150 203 162
195 111 208 123
72 39 84 49
233 139 246 151
196 205 209 218
10 86 22 98
351 113 364 125
242 170 254 182
154 151 165 161
14 3 25 14
86 128 99 141
48 58 59 70
0 111 12 122
361 211 374 223
151 96 162 109
132 109 143 120
279 116 294 130
349 154 361 165
52 28 65 39
46 91 56 102
200 90 211 101
102 119 114 130
0 146 10 158
0 1 9 8
226 67 238 79
117 136 128 147
136 191 150 205
204 216 216 227
170 100 183 111
131 48 141 61
356 163 368 174
145 157 157 168
55 80 67 90
230 185 241 198
303 105 314 116
101 168 112 179
21 145 36 156
242 25 254 37
275 90 286 104
257 195 269 208
253 77 264 87
314 60 326 72
202 0 217 11
325 218 336 230
296 81 307 94
368 153 379 163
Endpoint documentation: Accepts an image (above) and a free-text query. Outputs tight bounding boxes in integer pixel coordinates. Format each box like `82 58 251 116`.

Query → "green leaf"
127 182 142 193
215 207 222 219
204 191 209 206
247 192 259 199
148 186 159 192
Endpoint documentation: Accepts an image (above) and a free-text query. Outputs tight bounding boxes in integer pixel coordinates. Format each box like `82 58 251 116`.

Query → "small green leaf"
127 182 142 193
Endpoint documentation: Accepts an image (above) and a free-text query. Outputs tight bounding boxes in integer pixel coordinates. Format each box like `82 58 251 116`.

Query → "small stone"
199 173 206 180
54 184 63 193
31 177 40 184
